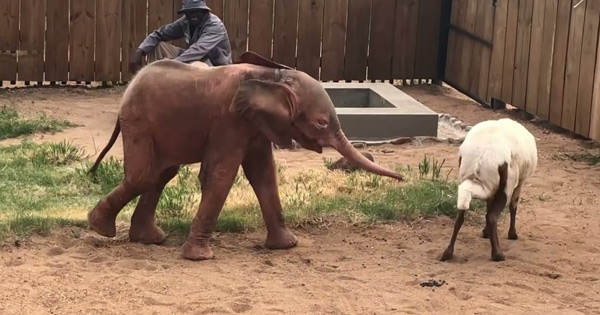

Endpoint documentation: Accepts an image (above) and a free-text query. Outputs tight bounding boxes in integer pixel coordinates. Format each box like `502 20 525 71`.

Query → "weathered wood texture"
5 0 599 140
0 0 20 81
2 0 444 84
446 0 600 141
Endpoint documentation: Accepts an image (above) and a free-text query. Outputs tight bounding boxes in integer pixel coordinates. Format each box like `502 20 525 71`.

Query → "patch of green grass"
0 213 87 240
0 104 75 140
560 151 600 166
0 137 485 242
323 157 334 169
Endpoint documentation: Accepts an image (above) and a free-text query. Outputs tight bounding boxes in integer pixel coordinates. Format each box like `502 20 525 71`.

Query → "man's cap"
177 0 211 14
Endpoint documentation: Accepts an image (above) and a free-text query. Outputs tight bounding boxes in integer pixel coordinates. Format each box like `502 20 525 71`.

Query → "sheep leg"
486 200 505 261
508 184 522 240
481 224 491 239
440 210 465 261
487 162 509 262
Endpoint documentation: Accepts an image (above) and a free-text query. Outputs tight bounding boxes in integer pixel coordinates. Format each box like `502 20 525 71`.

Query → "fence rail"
0 0 444 84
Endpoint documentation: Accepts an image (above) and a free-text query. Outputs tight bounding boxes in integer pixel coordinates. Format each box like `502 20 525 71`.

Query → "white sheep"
440 117 538 262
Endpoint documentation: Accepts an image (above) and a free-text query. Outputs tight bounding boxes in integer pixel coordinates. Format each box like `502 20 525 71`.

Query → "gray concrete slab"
322 82 439 140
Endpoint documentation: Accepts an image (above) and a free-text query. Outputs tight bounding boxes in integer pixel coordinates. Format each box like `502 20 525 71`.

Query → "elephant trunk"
330 130 404 181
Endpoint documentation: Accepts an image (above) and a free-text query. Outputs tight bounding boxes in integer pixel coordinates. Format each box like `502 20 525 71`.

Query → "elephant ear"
238 51 293 70
229 79 297 147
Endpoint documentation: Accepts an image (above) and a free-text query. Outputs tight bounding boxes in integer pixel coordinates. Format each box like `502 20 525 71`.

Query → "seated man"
129 0 232 73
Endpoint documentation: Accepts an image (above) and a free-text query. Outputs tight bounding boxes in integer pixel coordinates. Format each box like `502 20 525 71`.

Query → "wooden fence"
0 0 444 84
444 0 600 142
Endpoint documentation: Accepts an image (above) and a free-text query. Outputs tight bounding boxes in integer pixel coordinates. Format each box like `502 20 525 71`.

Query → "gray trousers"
148 42 213 67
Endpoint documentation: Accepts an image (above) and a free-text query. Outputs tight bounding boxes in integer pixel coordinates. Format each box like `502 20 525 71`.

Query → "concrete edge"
273 112 475 150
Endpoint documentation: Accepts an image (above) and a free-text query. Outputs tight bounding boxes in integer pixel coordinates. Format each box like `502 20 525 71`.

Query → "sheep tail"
457 179 489 211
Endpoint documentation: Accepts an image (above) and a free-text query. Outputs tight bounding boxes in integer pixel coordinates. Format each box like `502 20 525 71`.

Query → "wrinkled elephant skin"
87 51 404 261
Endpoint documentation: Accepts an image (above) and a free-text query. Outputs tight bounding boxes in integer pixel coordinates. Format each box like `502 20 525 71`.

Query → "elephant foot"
129 222 167 245
87 202 117 238
181 241 214 261
265 228 298 250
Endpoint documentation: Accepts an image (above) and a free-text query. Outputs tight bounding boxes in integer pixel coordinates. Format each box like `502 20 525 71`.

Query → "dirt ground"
0 83 599 315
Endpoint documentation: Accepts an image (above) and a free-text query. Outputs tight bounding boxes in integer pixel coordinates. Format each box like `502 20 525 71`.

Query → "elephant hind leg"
129 165 180 244
88 132 159 238
88 180 146 238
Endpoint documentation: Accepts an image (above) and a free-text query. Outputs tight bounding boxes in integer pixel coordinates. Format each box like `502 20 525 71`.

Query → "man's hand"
129 49 145 73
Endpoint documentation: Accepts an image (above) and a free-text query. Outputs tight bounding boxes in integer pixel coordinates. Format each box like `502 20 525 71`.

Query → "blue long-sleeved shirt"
138 13 232 66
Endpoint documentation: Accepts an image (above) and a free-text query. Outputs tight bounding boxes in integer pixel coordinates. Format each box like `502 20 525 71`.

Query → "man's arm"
175 22 228 63
138 18 185 54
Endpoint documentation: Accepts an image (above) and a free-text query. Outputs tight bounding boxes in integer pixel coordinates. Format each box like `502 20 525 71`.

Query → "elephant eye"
316 119 328 129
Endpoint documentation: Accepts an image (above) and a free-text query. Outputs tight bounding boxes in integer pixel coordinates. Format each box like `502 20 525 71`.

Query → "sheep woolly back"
456 118 538 211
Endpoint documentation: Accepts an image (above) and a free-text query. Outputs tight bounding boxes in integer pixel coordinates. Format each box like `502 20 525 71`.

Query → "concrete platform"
322 82 439 140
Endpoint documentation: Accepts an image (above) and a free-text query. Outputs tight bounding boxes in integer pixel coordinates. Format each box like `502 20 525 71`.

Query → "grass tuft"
558 151 600 166
0 104 75 140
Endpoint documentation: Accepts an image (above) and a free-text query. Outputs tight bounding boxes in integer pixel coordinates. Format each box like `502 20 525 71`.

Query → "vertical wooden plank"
173 0 183 17
0 0 19 81
392 0 419 80
223 0 249 62
445 0 463 85
549 0 572 126
206 0 224 19
172 0 187 48
487 0 509 101
45 0 70 82
69 0 96 81
18 0 47 82
344 0 371 81
536 0 558 120
414 0 442 80
561 0 586 130
296 0 324 79
524 0 545 114
248 0 274 59
501 0 519 102
475 0 494 99
590 26 600 140
512 0 534 109
574 0 600 136
321 0 348 81
272 0 298 68
95 0 122 82
148 0 174 33
456 0 477 89
467 0 488 97
367 0 395 80
122 0 148 81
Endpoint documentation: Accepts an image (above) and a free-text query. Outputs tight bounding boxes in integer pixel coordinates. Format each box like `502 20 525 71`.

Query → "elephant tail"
89 117 121 177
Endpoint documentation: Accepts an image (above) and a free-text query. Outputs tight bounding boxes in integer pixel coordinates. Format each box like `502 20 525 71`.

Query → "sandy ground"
0 83 599 315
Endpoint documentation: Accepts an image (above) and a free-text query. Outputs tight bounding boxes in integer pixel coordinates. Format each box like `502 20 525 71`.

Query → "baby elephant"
440 118 537 262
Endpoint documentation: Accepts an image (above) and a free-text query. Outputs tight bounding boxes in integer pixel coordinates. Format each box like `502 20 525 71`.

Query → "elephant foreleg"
129 166 180 244
181 156 243 260
242 141 298 250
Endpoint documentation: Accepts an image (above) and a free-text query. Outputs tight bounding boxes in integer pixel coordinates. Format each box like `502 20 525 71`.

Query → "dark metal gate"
442 0 497 107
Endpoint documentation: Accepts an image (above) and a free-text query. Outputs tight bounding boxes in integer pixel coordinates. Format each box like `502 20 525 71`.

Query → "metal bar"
436 0 453 84
448 23 494 47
